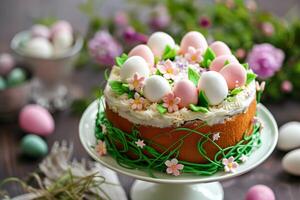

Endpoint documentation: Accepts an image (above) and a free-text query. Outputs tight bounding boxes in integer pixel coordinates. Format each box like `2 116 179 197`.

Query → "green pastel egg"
0 76 6 90
21 134 48 158
7 68 26 87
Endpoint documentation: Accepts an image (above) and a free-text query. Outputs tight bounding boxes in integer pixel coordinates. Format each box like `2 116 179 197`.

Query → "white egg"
120 56 150 82
52 30 73 50
198 71 228 105
282 149 300 176
277 121 300 151
143 75 171 102
147 32 175 57
24 37 53 58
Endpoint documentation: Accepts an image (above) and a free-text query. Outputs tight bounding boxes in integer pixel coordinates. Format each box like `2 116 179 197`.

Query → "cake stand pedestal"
79 101 278 200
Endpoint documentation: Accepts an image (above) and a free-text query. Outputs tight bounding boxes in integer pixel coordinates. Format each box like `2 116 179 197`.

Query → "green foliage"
109 80 130 95
115 53 128 67
201 48 216 68
189 104 209 113
188 67 200 86
246 73 257 85
198 90 209 108
162 45 177 60
157 103 167 114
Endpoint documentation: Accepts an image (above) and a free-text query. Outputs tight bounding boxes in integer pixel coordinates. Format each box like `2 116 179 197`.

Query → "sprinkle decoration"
95 99 262 177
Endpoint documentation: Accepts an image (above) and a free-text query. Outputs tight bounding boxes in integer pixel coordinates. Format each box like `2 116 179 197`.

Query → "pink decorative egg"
0 53 15 76
209 41 231 57
245 185 275 200
180 31 208 54
51 20 73 38
173 79 198 108
209 55 239 72
19 104 55 136
219 63 246 89
128 45 155 68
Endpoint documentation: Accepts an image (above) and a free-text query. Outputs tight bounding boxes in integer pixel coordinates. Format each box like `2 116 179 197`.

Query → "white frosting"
104 66 256 128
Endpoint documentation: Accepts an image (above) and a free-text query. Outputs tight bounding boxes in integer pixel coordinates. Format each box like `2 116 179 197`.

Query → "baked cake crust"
105 99 256 163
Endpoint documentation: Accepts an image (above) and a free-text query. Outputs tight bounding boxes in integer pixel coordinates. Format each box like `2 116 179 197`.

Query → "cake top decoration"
105 30 258 125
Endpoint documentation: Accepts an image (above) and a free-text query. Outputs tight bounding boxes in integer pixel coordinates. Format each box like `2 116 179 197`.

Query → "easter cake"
95 31 264 176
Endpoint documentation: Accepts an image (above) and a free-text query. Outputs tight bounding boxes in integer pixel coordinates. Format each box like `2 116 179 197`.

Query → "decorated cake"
95 31 265 177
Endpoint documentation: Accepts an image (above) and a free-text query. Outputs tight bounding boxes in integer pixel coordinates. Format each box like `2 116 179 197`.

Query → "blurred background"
0 0 300 199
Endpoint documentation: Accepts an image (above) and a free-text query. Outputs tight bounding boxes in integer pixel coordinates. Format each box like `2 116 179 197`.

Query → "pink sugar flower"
127 73 145 92
95 140 107 156
212 132 220 141
185 46 203 64
157 60 179 80
129 93 145 110
162 93 181 113
222 156 239 173
135 139 146 149
165 158 184 176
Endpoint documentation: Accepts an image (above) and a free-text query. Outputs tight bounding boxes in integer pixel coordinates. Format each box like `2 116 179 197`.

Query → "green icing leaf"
162 45 177 60
157 104 167 114
198 90 209 108
201 48 216 68
246 73 257 85
224 60 230 65
109 80 129 95
115 53 128 67
104 69 110 81
230 87 243 96
189 104 209 113
242 63 249 70
188 67 200 86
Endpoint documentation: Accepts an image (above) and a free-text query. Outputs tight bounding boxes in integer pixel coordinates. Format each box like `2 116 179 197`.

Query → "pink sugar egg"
128 45 155 68
245 185 275 200
173 79 198 108
19 104 54 136
209 55 239 72
219 63 246 89
0 53 15 76
180 31 208 54
209 41 231 57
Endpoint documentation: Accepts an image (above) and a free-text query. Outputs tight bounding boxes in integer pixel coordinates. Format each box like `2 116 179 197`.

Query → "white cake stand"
79 100 278 200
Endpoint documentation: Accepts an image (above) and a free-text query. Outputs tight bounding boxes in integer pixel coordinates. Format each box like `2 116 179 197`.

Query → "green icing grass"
94 101 262 177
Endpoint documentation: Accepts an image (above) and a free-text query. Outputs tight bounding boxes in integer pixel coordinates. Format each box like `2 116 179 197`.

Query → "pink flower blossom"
95 140 107 156
149 5 170 30
129 93 146 110
135 139 146 149
157 60 179 80
184 47 203 64
114 11 128 27
165 158 184 176
261 22 274 37
127 73 145 92
199 16 211 28
235 48 246 59
222 156 239 173
88 30 123 66
212 132 220 141
162 93 181 113
281 80 293 93
123 27 148 44
247 44 284 79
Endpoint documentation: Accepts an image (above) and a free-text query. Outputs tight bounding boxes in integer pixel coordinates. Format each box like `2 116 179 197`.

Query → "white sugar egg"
147 32 175 57
282 149 300 176
198 71 228 105
277 121 300 151
120 56 150 82
143 75 171 102
24 37 53 58
52 30 73 50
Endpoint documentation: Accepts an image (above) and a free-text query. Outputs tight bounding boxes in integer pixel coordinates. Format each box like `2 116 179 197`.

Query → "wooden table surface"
1 1 300 199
